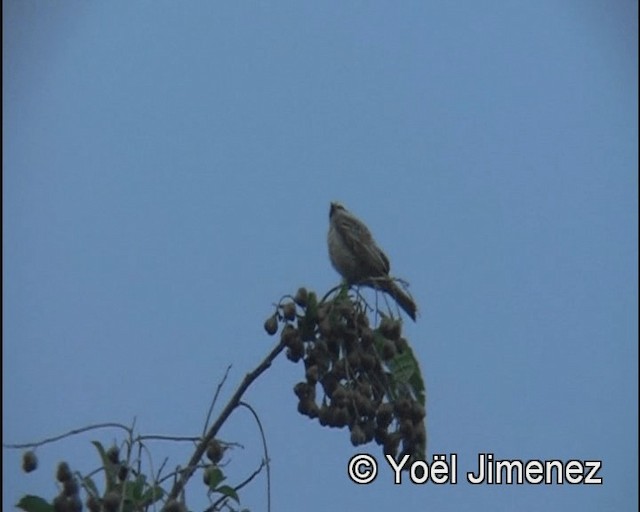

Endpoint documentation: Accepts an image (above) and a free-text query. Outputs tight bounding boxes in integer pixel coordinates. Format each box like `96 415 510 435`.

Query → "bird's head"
329 201 346 218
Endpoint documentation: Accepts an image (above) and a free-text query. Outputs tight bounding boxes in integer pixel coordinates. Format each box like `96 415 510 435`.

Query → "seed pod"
383 433 402 458
103 491 121 512
399 446 417 471
393 398 412 419
410 402 426 422
294 287 308 307
347 349 361 369
379 317 401 340
321 372 339 397
281 324 299 347
293 381 314 401
206 439 224 464
282 301 297 321
86 495 100 512
350 424 366 446
69 495 82 512
63 478 79 497
333 406 349 428
394 337 409 353
360 353 376 372
360 327 374 348
354 393 375 418
56 462 72 483
356 381 372 398
332 359 346 380
319 317 333 338
376 403 393 427
337 301 354 319
264 314 278 335
22 451 37 473
374 426 388 445
305 365 319 384
106 445 120 464
356 312 369 328
286 340 304 362
118 464 129 481
381 339 397 361
52 495 68 512
298 399 319 418
362 421 375 443
331 385 347 406
414 421 427 445
317 303 329 322
400 419 415 441
318 405 332 427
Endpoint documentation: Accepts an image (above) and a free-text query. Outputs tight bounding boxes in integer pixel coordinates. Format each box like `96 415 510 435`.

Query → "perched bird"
328 202 417 321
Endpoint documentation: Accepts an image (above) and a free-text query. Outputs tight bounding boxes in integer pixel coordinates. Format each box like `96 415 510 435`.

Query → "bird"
327 202 417 321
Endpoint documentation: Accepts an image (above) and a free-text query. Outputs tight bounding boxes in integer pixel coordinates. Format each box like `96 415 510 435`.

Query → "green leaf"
303 291 318 322
215 485 239 503
91 440 107 463
124 474 146 501
205 467 225 490
91 440 118 491
16 495 54 512
389 343 426 407
81 475 99 498
372 330 387 352
337 284 350 300
141 485 165 505
388 350 416 383
299 292 319 341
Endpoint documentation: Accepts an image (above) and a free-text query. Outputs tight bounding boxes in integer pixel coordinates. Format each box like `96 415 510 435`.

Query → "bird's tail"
374 278 418 321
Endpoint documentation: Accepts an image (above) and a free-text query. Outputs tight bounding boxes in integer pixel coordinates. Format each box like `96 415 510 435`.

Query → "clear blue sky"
3 1 637 511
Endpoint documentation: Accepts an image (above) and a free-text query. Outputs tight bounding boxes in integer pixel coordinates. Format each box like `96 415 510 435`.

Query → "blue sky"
3 1 637 511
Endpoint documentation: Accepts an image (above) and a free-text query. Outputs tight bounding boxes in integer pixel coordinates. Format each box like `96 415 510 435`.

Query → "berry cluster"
51 462 83 512
265 287 426 462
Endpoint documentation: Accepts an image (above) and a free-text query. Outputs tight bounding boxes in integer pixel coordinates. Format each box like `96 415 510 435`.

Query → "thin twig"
136 434 202 443
3 422 132 449
155 457 169 483
167 339 285 500
320 283 346 304
203 365 233 436
205 459 266 512
238 402 271 512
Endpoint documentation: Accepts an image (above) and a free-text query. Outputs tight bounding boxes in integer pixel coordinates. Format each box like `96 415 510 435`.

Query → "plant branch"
3 422 132 449
238 401 271 512
168 339 285 500
205 459 266 512
203 365 233 436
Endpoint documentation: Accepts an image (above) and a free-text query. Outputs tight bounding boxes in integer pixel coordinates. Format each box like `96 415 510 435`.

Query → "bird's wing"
333 210 390 276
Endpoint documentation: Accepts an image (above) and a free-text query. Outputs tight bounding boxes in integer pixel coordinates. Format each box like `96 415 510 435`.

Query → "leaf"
91 441 118 491
124 474 146 501
141 485 165 505
16 495 54 512
81 476 99 498
91 440 107 463
205 467 225 490
388 350 416 383
389 343 426 407
215 485 239 503
372 330 386 351
304 291 318 320
299 292 319 341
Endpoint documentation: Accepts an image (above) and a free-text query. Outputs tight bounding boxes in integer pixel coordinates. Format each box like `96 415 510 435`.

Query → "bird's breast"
328 225 361 283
